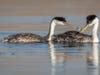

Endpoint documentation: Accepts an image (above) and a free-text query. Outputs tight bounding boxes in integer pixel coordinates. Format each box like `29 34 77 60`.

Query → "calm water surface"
0 0 100 74
0 31 99 75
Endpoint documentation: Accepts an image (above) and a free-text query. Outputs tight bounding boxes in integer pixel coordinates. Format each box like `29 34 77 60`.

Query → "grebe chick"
3 17 67 43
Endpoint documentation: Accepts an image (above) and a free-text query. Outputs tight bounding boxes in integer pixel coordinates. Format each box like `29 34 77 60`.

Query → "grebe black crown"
52 17 66 22
87 15 97 24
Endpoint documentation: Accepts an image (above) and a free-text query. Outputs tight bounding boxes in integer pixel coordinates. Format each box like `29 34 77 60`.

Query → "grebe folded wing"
3 33 43 43
53 31 92 43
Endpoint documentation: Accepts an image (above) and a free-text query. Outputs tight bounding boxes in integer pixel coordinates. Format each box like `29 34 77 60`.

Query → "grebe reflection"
86 43 99 68
86 43 99 75
49 42 86 75
49 42 66 67
49 42 67 75
49 42 99 75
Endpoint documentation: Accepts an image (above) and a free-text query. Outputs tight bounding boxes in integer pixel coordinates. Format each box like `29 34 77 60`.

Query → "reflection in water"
49 42 99 75
86 43 99 67
86 43 99 75
49 42 66 75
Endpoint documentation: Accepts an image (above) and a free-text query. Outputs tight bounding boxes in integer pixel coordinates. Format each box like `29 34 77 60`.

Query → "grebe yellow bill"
80 24 89 33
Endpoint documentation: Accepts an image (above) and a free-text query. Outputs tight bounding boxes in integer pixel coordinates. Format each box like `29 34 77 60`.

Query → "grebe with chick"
3 17 68 43
52 15 99 43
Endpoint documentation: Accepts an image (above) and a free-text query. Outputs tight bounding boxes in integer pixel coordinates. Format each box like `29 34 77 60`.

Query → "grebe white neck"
92 18 99 42
48 20 56 41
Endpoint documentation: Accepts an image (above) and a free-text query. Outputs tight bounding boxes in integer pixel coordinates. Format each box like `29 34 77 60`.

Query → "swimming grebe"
52 15 99 43
3 17 67 43
80 15 99 42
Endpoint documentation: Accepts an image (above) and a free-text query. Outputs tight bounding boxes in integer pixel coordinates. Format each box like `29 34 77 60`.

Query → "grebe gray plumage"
3 17 67 43
52 15 99 43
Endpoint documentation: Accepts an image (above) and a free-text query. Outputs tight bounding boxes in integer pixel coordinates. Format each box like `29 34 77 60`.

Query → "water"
0 0 100 74
0 31 100 75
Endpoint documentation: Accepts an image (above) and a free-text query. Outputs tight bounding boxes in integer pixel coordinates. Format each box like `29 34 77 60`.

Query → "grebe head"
80 15 99 32
87 15 98 26
51 17 67 26
47 17 67 41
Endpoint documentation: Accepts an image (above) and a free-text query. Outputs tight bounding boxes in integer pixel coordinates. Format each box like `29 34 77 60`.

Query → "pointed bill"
64 22 79 29
80 24 89 33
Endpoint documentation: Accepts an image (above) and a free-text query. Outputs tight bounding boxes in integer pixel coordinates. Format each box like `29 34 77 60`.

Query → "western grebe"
80 15 99 42
3 17 67 43
52 15 99 43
